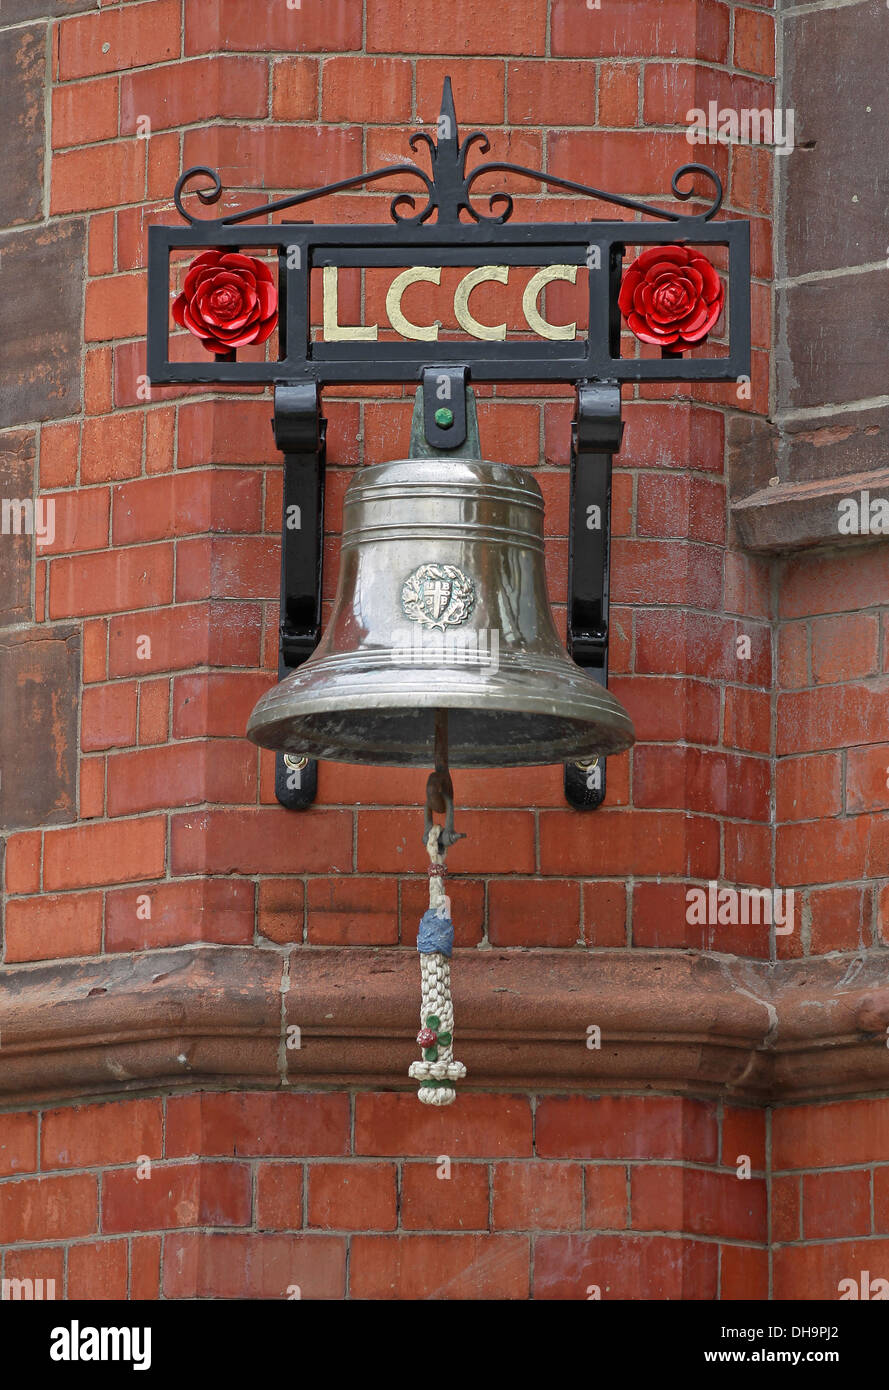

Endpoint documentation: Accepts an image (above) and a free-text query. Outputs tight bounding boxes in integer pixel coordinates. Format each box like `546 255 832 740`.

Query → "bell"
247 389 635 767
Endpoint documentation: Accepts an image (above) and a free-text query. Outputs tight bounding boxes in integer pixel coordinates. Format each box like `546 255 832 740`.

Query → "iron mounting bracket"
272 381 326 810
564 381 623 811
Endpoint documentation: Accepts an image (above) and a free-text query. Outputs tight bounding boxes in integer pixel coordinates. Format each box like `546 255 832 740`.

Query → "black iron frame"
145 80 751 811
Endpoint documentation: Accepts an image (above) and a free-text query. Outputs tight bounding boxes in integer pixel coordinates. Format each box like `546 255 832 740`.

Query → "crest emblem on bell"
402 563 475 631
247 385 635 768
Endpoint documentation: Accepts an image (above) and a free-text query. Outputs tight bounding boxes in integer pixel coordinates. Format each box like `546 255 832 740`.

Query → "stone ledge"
732 468 889 553
2 946 889 1105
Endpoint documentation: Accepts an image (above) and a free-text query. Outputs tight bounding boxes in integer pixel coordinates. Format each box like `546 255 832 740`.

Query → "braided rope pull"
409 714 466 1105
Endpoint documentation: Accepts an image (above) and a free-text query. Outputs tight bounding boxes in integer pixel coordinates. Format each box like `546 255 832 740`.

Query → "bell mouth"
246 655 635 768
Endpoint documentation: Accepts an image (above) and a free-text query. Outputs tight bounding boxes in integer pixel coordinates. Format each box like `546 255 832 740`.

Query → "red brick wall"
3 0 888 1303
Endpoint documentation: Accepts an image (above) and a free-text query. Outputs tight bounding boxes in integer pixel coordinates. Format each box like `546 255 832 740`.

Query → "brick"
803 1169 871 1241
812 613 879 685
43 816 166 891
172 672 275 739
614 676 720 745
350 1234 529 1300
109 602 262 677
0 1113 38 1178
723 686 771 754
51 75 119 148
808 884 870 954
57 0 181 79
166 1093 351 1159
539 809 718 879
112 470 262 545
67 1241 129 1300
0 1175 97 1243
172 807 351 876
598 62 639 128
106 739 256 815
771 1175 801 1244
138 677 170 744
735 8 776 78
175 536 279 603
507 60 595 126
417 58 505 126
39 485 109 556
634 746 770 821
367 0 546 55
82 413 143 484
84 347 113 416
308 1162 397 1231
613 537 723 608
554 0 729 59
257 878 304 945
776 817 871 888
88 212 115 277
780 547 889 620
357 809 535 875
637 474 725 544
643 64 774 128
85 272 148 341
103 1161 252 1233
401 1161 490 1232
781 682 889 754
535 1232 717 1300
722 1107 766 1172
80 756 106 819
177 400 280 468
51 141 145 215
584 1165 627 1230
631 1166 766 1242
721 1245 769 1300
164 1232 346 1299
81 680 138 750
185 0 361 54
306 877 398 945
635 610 771 686
4 832 41 895
773 1099 889 1171
42 1098 162 1170
537 1097 717 1163
322 57 412 122
581 881 627 947
2 1246 64 1299
776 753 842 823
488 878 581 947
4 891 103 963
183 124 362 199
492 1161 582 1231
130 1235 161 1300
774 1239 889 1302
355 1094 532 1159
272 57 318 120
846 744 889 815
50 544 173 618
121 57 268 134
256 1163 303 1231
106 878 254 951
39 421 80 489
550 129 727 200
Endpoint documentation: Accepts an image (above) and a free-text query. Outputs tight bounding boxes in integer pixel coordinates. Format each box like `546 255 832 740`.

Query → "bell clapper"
409 710 467 1106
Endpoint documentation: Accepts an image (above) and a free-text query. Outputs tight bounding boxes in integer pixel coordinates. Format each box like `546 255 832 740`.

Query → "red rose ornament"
173 250 278 353
618 245 724 350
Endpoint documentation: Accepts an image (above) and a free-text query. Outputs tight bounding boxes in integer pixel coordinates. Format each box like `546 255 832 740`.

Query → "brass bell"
247 388 635 767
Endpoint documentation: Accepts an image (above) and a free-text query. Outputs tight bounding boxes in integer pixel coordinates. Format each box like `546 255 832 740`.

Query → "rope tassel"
409 713 465 1106
409 825 466 1105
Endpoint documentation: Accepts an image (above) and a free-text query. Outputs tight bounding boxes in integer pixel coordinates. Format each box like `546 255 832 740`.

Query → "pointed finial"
437 76 458 147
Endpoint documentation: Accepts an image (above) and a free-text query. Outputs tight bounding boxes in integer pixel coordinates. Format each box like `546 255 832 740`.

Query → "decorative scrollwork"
171 79 724 229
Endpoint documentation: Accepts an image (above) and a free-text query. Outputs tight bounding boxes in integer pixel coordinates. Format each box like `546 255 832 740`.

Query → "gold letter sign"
321 265 579 342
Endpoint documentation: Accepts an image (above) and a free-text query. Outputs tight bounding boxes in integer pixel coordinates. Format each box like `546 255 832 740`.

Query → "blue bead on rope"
417 909 454 958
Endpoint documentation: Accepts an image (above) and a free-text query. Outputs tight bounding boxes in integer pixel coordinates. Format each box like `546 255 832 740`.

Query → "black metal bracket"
272 382 325 810
422 365 468 449
565 382 623 811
